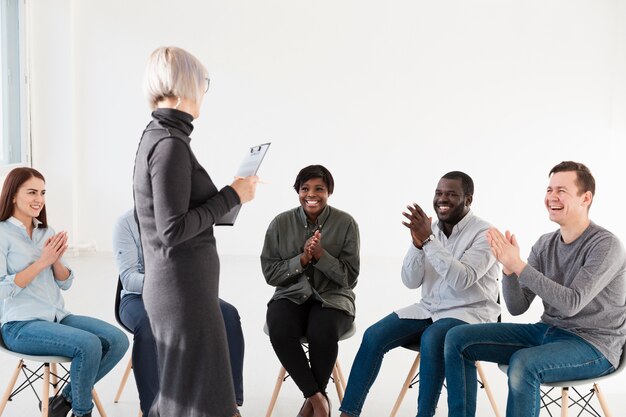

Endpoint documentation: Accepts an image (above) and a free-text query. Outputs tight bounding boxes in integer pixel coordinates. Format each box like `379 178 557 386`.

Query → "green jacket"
260 205 360 316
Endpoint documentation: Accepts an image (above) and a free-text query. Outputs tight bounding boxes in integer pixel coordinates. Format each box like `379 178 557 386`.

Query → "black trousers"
267 298 353 397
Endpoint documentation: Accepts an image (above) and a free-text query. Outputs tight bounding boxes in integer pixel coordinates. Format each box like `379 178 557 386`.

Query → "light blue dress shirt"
0 217 74 326
112 209 144 298
395 210 501 324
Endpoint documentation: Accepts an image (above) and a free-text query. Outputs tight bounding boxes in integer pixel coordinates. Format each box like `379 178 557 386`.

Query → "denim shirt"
395 211 501 324
112 209 144 298
0 217 74 326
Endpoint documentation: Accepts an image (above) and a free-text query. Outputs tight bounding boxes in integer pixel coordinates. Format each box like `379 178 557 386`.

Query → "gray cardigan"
503 222 626 368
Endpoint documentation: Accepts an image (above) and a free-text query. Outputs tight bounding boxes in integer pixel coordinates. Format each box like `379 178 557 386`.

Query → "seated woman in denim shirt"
261 165 360 417
0 167 128 417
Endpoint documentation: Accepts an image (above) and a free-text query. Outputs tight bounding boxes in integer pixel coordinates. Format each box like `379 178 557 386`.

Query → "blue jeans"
1 315 129 417
119 295 245 413
445 322 614 417
339 313 466 417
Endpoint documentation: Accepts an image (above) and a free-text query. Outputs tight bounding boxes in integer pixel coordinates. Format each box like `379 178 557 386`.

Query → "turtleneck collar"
152 108 194 136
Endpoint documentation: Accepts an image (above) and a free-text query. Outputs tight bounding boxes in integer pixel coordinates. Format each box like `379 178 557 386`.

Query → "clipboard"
215 142 271 226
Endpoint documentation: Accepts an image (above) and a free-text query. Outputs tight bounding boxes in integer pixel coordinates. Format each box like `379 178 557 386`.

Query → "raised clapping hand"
401 203 432 249
486 228 526 276
39 231 69 268
305 230 323 261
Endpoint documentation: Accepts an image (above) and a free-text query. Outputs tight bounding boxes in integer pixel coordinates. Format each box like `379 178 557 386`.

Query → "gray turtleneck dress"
133 108 240 417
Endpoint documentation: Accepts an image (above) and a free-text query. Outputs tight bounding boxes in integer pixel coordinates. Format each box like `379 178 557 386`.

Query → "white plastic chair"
497 343 626 417
263 322 355 417
0 334 107 417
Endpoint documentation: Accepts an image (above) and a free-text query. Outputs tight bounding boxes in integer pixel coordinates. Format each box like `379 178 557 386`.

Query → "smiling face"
432 178 471 228
545 171 592 227
12 176 46 226
298 177 330 223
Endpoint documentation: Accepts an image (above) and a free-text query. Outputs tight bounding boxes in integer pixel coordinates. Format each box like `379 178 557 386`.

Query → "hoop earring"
174 97 181 109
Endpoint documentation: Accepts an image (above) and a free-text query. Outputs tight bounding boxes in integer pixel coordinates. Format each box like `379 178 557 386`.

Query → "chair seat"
498 362 622 387
401 341 421 352
0 338 72 364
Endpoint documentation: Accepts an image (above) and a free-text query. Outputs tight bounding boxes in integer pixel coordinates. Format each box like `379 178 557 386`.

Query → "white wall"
26 0 626 259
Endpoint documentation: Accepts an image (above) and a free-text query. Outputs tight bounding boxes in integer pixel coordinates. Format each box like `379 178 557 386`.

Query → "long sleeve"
313 217 360 288
0 255 21 299
519 234 624 317
149 138 240 247
425 227 497 291
261 218 305 287
401 244 426 289
502 271 537 316
112 212 145 294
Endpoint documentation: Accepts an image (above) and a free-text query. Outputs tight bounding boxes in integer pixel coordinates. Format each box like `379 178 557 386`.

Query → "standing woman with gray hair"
133 46 258 417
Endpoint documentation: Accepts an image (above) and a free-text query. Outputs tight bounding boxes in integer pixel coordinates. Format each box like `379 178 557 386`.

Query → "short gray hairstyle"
143 46 208 110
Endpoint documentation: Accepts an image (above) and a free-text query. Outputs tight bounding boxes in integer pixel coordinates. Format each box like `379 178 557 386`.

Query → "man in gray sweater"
444 161 626 417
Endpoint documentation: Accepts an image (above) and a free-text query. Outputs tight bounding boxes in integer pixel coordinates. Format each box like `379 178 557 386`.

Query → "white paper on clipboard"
215 142 271 226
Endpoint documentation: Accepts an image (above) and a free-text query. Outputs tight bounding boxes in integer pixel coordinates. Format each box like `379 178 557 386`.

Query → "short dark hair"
293 165 335 195
549 161 595 196
441 171 474 196
0 167 48 228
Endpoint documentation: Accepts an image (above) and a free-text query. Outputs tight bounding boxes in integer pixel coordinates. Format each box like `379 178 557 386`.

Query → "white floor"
1 252 625 417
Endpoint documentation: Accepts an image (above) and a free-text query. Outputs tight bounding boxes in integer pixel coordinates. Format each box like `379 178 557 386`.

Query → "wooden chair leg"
476 361 502 417
332 361 344 402
265 366 287 417
389 353 421 417
42 363 50 417
50 363 60 395
0 359 24 415
114 358 133 403
335 360 347 392
560 387 569 417
92 389 107 417
593 383 612 417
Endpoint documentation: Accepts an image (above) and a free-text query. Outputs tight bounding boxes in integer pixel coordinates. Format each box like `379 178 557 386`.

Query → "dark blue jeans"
445 322 614 417
119 295 245 414
1 315 129 417
339 313 466 417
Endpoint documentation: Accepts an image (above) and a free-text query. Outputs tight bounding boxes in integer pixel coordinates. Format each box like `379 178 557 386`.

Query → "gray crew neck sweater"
503 222 626 368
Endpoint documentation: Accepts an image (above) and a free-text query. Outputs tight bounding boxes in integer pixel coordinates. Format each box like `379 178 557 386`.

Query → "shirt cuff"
287 255 305 278
55 268 74 290
313 249 334 274
3 274 24 296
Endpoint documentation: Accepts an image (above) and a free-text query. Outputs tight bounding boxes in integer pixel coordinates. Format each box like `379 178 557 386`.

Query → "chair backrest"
115 276 132 333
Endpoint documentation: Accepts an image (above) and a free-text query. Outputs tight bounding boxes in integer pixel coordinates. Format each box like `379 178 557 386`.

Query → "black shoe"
39 395 72 417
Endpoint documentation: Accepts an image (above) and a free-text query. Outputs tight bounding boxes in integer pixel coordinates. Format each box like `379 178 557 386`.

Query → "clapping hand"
486 228 526 276
39 231 68 267
402 203 432 248
305 230 323 261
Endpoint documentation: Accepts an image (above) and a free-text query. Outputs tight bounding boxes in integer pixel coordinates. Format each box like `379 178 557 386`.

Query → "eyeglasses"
204 77 211 93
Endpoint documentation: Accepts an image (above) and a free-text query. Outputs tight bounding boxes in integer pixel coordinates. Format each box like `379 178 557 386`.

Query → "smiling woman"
261 164 360 417
0 167 128 417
